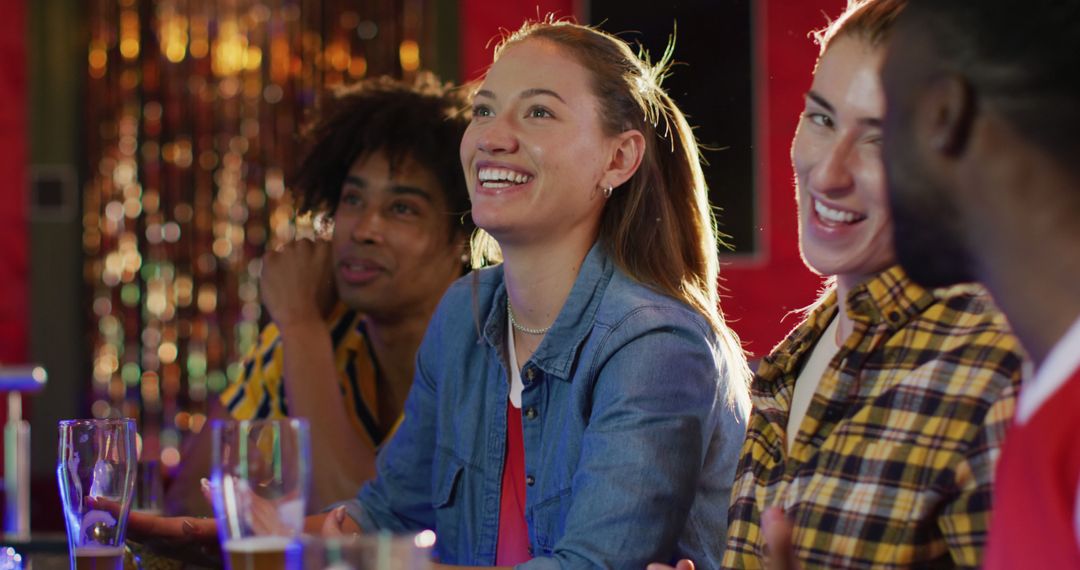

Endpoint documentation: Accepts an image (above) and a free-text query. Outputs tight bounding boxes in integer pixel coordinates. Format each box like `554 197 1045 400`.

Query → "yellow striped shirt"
219 304 399 449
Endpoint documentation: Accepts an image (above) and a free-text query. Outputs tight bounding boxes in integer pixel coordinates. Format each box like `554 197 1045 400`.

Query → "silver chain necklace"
507 297 552 335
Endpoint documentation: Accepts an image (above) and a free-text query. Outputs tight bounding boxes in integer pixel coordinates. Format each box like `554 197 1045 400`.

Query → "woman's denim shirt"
338 243 750 568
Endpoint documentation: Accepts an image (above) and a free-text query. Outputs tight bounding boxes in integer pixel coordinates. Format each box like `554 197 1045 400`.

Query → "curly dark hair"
292 72 473 239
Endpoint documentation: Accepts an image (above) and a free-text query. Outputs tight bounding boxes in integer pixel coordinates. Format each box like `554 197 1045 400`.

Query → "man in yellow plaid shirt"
166 74 474 514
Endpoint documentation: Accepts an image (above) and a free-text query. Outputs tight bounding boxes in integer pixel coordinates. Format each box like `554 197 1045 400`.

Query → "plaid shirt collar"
752 266 938 447
757 265 935 390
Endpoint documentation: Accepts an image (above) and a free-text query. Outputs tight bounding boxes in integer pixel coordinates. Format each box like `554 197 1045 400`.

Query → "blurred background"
0 0 842 531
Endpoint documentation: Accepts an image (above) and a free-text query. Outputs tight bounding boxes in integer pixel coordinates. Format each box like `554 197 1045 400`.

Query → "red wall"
459 0 577 82
0 0 27 366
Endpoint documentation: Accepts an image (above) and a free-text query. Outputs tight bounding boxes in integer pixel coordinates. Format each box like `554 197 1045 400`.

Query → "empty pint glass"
210 419 310 570
57 418 137 570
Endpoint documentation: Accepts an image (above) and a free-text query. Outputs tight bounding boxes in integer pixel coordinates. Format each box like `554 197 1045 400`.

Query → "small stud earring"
603 185 613 199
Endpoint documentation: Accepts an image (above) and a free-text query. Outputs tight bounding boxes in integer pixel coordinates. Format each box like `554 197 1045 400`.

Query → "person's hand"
87 497 217 544
260 238 336 329
320 505 361 536
127 509 218 543
762 507 802 570
202 477 304 536
646 559 694 570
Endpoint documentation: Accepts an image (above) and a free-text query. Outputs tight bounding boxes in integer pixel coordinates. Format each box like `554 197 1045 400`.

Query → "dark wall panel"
589 0 757 254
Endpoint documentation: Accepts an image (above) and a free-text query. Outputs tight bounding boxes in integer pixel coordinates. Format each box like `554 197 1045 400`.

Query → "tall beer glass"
57 418 137 570
211 419 310 570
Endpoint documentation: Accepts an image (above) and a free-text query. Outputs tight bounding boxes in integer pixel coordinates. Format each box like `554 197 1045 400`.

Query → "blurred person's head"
882 0 1080 289
792 0 906 288
293 73 472 320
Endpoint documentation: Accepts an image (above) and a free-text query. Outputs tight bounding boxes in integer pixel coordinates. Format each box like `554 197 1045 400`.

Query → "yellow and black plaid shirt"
219 304 398 450
722 266 1023 569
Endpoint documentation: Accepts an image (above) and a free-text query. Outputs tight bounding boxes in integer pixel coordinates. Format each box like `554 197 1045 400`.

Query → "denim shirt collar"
480 241 614 381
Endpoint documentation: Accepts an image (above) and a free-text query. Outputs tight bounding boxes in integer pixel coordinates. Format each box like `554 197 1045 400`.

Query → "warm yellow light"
175 140 193 168
161 15 189 63
120 10 140 59
349 56 367 77
88 45 107 70
120 38 140 60
212 22 248 76
96 354 119 375
399 40 420 71
143 190 160 214
245 46 263 70
327 42 350 71
197 285 218 313
190 15 209 58
175 275 194 307
270 38 290 83
158 342 178 364
212 237 233 259
190 38 209 59
123 198 143 219
147 290 167 316
165 43 187 63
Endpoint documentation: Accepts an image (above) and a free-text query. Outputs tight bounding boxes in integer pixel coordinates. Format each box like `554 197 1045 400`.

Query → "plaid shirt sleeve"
723 266 1024 569
938 381 1018 566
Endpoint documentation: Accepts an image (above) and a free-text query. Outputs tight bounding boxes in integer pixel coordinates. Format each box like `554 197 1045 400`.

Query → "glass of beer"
56 418 138 570
295 531 436 570
210 419 310 570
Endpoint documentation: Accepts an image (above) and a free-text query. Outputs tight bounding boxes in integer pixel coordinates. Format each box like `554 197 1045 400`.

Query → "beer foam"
223 536 294 552
74 546 125 557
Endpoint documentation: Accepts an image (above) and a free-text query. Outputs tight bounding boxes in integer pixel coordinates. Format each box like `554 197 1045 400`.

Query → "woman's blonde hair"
813 0 908 56
472 19 747 376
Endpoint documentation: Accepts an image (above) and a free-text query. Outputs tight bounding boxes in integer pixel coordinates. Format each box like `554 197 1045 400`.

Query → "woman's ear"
601 129 646 189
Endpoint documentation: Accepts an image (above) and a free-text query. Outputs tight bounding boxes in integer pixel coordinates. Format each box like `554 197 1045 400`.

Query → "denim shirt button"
525 475 535 486
524 407 537 419
525 367 536 383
